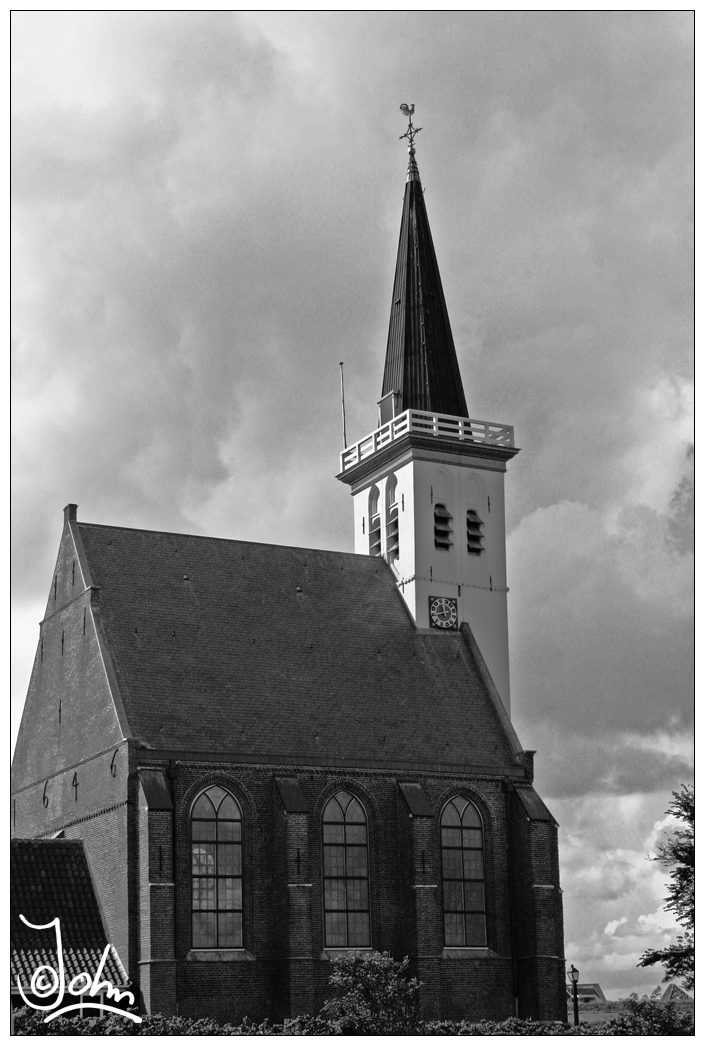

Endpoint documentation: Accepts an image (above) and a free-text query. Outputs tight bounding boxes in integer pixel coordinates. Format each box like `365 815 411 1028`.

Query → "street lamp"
567 964 580 1026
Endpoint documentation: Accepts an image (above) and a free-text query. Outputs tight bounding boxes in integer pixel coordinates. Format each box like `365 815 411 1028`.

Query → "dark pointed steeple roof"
381 144 469 418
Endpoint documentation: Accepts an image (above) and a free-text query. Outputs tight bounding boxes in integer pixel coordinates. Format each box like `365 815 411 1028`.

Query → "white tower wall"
351 446 512 714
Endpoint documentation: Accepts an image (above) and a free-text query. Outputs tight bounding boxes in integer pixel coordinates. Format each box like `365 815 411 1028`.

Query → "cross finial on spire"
399 103 422 149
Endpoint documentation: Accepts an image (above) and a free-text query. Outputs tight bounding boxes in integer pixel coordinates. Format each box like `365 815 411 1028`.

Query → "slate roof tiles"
77 522 519 771
381 155 469 418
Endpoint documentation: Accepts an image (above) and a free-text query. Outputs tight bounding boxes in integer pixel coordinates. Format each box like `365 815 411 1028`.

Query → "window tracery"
191 786 243 948
441 795 486 947
323 791 371 948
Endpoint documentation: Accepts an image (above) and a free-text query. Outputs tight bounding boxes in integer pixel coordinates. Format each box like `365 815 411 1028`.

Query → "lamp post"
567 964 580 1026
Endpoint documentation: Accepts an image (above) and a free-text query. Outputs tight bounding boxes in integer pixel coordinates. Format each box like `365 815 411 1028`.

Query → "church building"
11 120 567 1024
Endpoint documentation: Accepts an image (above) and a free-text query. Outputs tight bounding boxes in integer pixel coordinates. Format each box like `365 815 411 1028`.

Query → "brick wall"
12 515 566 1023
137 778 177 1014
13 748 566 1021
132 759 564 1023
508 788 567 1021
12 741 133 980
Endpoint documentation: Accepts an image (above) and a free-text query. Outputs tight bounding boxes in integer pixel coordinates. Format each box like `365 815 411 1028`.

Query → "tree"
638 784 694 990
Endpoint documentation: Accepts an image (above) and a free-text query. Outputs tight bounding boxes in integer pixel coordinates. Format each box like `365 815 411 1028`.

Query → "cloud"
11 11 693 997
508 438 692 747
604 917 627 937
12 13 368 583
555 790 684 995
531 726 693 799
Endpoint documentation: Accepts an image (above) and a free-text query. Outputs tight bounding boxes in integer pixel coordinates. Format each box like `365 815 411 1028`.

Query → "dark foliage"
638 784 695 990
420 999 692 1036
13 1000 694 1036
421 1017 569 1035
13 1008 232 1035
579 997 694 1036
319 951 420 1034
13 961 694 1036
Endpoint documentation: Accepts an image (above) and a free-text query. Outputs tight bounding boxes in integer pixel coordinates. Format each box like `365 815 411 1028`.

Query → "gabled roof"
381 146 469 418
566 983 607 1002
74 519 521 772
11 839 127 990
574 983 607 1002
661 983 692 1002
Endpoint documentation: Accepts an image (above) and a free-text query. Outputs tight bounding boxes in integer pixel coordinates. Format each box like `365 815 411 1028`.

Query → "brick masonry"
13 747 566 1022
12 511 567 1023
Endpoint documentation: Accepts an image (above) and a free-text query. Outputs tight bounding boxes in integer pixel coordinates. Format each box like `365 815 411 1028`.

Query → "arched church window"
466 510 484 555
322 791 371 948
441 796 487 947
434 503 453 550
369 487 382 557
191 786 243 948
385 475 399 562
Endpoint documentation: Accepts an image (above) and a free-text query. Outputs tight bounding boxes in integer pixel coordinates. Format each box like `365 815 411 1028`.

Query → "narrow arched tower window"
466 510 484 555
323 791 370 948
385 475 399 562
441 796 486 947
191 786 243 948
369 487 382 557
434 503 453 550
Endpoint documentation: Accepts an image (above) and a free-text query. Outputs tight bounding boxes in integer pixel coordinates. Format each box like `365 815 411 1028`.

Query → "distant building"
566 982 607 1004
661 983 692 1002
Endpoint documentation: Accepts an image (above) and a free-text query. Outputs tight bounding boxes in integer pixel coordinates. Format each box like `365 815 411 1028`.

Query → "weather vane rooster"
399 103 422 148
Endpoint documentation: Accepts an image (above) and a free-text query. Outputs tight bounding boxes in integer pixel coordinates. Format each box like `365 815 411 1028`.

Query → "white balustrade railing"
340 409 514 471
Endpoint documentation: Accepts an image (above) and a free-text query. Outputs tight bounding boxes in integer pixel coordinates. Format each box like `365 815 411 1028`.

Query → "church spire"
380 107 469 420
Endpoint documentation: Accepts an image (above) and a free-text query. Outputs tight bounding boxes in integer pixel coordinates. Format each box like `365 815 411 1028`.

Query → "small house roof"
661 983 692 1002
11 839 127 990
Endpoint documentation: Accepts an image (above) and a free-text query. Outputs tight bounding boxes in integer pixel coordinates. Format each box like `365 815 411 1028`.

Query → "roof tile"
11 839 127 989
77 523 518 770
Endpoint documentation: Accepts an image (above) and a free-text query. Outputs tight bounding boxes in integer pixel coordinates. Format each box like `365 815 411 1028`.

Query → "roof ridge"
76 521 366 558
11 837 83 845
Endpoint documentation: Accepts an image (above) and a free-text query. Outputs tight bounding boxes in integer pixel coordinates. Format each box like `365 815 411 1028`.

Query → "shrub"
14 976 693 1036
420 1000 694 1036
588 997 694 1036
13 1007 236 1036
279 1013 332 1035
13 1008 133 1036
320 951 420 1035
422 1018 569 1035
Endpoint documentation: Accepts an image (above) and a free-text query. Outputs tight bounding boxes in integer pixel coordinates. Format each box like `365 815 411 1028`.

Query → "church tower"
338 113 519 712
13 107 567 1026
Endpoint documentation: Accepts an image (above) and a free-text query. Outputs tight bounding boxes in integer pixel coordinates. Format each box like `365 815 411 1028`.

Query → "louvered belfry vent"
466 510 484 555
381 150 469 420
369 487 382 557
434 503 453 550
386 476 399 562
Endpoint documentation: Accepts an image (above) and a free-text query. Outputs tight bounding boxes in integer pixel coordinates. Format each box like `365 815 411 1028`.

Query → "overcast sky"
12 10 693 998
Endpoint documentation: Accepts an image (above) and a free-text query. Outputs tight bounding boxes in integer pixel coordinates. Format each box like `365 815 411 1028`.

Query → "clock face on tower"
428 596 459 630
